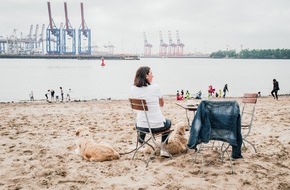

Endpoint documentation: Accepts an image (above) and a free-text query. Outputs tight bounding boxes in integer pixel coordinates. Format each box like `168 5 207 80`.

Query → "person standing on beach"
208 85 215 98
45 90 50 102
29 91 34 101
60 87 64 102
271 79 279 100
50 89 55 101
66 88 72 101
130 66 172 157
223 84 229 98
185 90 190 99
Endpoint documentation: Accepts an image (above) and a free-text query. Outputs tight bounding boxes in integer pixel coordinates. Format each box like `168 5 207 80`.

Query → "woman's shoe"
160 149 171 158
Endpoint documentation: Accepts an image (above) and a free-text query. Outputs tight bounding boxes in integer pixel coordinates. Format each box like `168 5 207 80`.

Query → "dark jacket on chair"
187 100 243 159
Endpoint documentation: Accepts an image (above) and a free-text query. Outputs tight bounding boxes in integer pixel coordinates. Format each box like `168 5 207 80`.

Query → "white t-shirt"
130 83 165 129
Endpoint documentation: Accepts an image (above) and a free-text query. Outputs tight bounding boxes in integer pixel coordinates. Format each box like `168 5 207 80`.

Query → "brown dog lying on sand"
75 127 120 162
164 123 188 155
143 123 188 155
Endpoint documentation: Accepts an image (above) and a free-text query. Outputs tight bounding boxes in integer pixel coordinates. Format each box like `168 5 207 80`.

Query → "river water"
0 58 289 102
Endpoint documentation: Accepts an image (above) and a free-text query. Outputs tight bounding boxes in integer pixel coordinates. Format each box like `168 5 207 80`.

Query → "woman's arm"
159 97 164 107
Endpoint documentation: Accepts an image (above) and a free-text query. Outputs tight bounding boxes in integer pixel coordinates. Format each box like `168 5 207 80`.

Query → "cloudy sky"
0 0 289 54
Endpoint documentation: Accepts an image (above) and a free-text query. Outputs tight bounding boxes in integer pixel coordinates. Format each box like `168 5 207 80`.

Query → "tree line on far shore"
210 49 290 59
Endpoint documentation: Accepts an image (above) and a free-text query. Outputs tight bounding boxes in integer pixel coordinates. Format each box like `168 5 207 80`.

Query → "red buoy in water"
101 57 105 66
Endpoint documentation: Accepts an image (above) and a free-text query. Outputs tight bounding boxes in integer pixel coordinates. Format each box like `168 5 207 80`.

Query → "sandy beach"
0 95 289 190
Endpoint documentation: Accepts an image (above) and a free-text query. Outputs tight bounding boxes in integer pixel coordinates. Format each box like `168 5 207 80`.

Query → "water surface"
0 58 289 102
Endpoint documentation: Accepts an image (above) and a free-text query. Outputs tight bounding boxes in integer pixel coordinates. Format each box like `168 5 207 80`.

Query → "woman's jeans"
136 119 171 144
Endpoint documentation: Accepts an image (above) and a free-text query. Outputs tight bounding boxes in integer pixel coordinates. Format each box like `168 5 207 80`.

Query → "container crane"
62 2 76 55
59 22 64 54
39 24 45 54
8 29 19 54
176 30 184 56
46 1 61 54
159 31 168 57
78 2 91 55
104 41 114 55
0 37 5 54
143 32 152 57
33 24 39 49
26 25 34 52
168 30 177 56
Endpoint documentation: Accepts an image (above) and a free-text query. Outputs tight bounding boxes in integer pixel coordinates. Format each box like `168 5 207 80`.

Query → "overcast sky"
0 0 290 54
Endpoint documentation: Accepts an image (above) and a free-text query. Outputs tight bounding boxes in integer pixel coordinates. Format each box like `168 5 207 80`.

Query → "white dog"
75 127 120 162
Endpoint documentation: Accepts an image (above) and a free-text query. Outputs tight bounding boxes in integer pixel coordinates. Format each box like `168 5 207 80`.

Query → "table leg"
186 110 196 130
186 109 190 130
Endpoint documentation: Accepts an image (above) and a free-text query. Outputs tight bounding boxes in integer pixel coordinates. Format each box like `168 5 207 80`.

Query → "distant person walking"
271 79 279 100
60 87 64 102
29 91 34 101
223 84 229 98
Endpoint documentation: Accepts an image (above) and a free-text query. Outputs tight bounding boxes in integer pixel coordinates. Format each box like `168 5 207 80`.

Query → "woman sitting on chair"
130 66 172 157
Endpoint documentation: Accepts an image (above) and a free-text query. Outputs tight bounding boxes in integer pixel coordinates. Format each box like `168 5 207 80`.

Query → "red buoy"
101 57 105 66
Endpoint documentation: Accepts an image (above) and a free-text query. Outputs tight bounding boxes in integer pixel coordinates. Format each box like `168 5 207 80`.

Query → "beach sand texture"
0 96 289 190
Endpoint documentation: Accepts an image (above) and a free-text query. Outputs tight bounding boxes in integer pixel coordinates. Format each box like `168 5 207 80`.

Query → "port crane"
143 32 152 57
168 30 177 56
176 30 184 56
159 31 168 57
33 24 39 49
62 2 76 55
39 24 45 54
78 2 91 55
104 41 114 55
46 1 61 54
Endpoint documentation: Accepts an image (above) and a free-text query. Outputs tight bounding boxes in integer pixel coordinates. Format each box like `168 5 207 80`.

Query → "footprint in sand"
23 150 33 156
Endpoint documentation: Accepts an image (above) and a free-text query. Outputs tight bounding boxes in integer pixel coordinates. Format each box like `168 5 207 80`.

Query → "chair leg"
194 143 234 174
193 144 204 175
132 137 140 159
134 131 174 167
243 138 257 153
132 137 154 160
145 149 158 167
159 133 173 159
223 149 234 174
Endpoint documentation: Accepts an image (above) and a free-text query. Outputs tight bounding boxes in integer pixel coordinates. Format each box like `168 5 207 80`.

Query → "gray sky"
0 0 290 54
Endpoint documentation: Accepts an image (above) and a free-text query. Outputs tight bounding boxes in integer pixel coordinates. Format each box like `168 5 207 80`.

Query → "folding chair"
188 100 243 174
129 98 173 167
241 93 258 153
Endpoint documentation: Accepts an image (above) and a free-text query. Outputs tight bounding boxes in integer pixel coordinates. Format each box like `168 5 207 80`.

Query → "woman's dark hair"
134 66 151 87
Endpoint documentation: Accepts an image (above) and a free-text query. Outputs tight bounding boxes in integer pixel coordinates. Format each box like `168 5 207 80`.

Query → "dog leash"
119 148 137 155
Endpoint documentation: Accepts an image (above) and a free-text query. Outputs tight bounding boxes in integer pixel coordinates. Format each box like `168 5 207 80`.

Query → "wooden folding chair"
241 93 258 153
129 98 173 167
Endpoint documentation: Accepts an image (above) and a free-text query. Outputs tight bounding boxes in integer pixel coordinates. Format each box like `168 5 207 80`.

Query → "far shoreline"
1 94 289 104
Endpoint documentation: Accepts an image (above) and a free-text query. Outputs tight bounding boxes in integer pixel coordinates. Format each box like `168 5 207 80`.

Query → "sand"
0 95 289 190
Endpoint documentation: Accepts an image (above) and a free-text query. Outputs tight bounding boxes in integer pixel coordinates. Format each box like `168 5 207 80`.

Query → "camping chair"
188 100 243 174
241 93 258 153
129 98 173 167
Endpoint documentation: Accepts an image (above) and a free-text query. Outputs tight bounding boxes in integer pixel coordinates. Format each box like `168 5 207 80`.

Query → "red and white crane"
159 31 168 57
143 32 153 57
